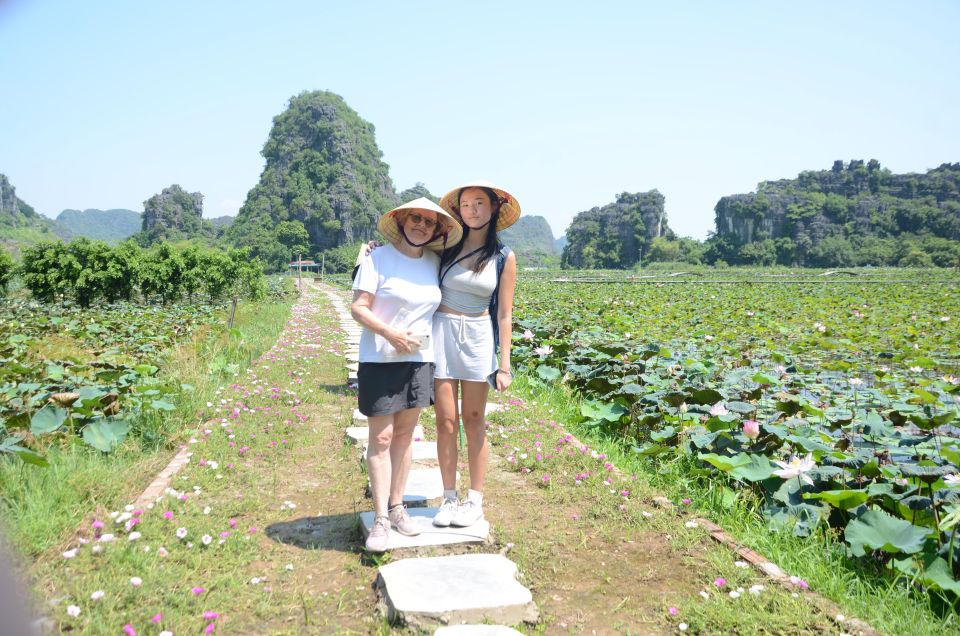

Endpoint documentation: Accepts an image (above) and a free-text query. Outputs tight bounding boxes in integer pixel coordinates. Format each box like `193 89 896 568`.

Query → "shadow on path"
266 513 360 553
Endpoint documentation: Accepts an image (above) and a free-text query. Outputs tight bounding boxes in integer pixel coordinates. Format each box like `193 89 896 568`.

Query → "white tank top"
440 259 497 313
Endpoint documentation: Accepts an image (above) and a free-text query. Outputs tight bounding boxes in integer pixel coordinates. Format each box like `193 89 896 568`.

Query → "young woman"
431 180 519 527
351 197 462 552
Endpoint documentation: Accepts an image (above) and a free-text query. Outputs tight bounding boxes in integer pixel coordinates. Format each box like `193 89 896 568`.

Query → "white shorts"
432 312 497 382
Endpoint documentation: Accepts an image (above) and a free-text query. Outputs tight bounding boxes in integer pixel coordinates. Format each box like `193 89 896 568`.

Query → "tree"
0 249 13 295
646 237 681 263
19 240 70 303
275 220 311 259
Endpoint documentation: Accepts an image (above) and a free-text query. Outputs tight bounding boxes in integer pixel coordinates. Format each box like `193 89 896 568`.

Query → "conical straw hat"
377 197 463 252
439 180 521 231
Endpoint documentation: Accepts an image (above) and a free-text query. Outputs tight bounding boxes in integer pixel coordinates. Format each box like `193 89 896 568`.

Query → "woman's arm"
494 251 517 391
351 290 420 354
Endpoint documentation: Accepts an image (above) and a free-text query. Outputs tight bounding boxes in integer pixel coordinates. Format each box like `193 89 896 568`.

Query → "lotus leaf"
845 509 931 556
82 419 130 452
30 405 68 434
805 489 869 510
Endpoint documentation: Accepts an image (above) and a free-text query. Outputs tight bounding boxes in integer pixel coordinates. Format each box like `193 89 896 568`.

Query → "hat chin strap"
396 218 448 249
463 220 491 231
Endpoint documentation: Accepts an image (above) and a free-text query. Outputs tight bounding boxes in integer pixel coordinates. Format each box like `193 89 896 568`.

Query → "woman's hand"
361 240 380 258
384 328 422 354
495 369 512 392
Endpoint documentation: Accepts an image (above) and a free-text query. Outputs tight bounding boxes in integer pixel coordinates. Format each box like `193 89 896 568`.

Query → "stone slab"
345 362 359 372
353 408 367 423
348 371 358 383
399 468 445 500
376 554 537 628
434 627 524 636
359 509 490 549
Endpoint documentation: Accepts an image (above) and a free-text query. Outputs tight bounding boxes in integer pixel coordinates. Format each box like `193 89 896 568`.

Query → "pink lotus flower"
522 329 534 341
743 420 760 440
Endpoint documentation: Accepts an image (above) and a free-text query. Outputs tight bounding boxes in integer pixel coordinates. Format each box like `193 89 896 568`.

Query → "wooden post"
297 252 302 289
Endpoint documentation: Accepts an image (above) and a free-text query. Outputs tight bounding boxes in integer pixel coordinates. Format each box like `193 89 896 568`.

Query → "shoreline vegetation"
0 282 294 559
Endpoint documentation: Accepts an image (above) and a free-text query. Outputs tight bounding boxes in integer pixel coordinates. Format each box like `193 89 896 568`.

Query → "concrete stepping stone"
376 554 537 628
348 371 358 383
434 626 524 636
400 467 445 500
345 362 359 372
359 509 490 550
353 408 367 423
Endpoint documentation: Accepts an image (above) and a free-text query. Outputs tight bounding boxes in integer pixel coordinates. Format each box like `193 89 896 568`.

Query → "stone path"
317 282 538 631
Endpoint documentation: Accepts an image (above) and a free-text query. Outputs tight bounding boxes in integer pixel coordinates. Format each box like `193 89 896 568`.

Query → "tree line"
0 239 265 307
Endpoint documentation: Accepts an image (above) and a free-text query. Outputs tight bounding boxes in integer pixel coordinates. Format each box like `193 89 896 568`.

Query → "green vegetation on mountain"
398 182 438 204
134 184 210 246
227 90 398 272
499 215 559 268
55 208 141 243
0 174 62 252
561 190 673 269
704 160 960 267
0 249 12 296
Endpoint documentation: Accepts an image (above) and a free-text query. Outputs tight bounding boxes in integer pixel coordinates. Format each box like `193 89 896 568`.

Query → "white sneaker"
432 497 459 527
450 498 484 527
364 515 390 552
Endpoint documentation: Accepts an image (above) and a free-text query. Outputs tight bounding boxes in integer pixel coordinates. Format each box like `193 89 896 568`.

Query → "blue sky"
1 1 957 240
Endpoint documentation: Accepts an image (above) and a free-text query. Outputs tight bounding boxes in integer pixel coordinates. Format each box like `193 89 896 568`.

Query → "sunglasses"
405 212 439 229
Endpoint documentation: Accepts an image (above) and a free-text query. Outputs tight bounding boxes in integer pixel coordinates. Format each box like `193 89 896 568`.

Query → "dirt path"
29 282 849 635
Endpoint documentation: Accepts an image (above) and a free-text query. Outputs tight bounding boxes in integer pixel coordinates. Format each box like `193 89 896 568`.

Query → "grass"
10 282 383 634
0 293 294 558
501 372 960 635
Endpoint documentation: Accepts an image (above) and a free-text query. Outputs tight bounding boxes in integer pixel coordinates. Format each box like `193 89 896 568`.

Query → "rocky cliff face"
714 161 960 245
561 190 672 269
136 185 204 245
227 91 398 269
0 174 42 227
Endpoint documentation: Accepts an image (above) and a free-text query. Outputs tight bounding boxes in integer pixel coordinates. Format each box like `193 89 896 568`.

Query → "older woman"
351 197 462 552
432 180 519 528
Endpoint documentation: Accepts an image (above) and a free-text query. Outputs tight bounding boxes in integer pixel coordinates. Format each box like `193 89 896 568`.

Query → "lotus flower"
773 453 816 486
743 420 760 440
709 402 728 417
533 345 554 357
522 329 534 341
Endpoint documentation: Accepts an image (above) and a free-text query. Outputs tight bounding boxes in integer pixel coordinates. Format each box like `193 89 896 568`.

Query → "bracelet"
497 369 512 376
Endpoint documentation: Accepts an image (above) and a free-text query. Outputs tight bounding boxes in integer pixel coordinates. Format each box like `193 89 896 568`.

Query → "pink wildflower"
714 577 726 588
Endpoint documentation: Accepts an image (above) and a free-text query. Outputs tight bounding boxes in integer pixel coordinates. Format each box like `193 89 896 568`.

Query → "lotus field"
0 299 223 462
510 269 960 598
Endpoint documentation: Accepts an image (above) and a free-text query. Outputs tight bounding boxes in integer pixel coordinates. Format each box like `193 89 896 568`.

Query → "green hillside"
55 208 141 243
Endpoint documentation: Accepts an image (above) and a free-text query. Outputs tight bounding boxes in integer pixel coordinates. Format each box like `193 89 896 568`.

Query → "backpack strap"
488 244 511 351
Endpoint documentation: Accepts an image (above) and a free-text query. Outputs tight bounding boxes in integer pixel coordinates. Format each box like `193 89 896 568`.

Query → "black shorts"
357 361 434 417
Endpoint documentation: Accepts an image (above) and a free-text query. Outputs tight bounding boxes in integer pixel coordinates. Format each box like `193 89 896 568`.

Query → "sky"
1 1 958 240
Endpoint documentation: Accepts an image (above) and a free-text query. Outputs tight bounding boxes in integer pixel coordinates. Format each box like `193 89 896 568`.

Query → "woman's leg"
434 378 460 490
387 407 420 506
366 414 394 518
460 380 491 492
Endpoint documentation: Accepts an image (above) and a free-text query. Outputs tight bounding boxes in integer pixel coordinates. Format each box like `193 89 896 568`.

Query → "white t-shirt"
352 243 441 363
